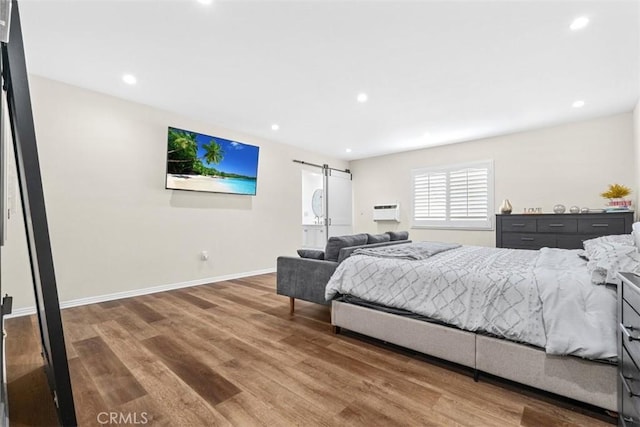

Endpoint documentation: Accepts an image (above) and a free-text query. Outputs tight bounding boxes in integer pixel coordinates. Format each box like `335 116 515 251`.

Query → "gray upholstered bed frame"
331 300 617 411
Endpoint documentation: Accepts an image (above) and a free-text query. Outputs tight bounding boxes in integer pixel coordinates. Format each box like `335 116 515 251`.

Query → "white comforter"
325 245 616 359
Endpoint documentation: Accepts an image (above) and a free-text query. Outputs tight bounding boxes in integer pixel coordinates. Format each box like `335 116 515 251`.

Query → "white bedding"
325 244 616 360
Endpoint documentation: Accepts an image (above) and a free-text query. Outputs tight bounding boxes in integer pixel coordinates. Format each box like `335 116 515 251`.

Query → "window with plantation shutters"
412 160 494 230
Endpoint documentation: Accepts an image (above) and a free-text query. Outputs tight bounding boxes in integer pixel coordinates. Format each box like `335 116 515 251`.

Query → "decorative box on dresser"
618 272 640 426
496 211 634 250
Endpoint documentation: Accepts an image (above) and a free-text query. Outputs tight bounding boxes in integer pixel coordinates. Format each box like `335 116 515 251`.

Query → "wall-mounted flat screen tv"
166 127 260 195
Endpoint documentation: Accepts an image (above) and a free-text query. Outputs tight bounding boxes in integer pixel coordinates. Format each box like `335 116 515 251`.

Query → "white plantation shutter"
449 168 488 220
413 172 446 221
412 161 493 229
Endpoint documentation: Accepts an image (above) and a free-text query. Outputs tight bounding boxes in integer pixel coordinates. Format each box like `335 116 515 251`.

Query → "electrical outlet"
200 251 209 261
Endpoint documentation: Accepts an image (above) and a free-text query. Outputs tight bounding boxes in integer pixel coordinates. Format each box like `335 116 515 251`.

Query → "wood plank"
168 288 217 310
6 366 59 427
5 316 43 369
519 401 611 426
223 277 275 293
74 336 147 407
214 392 291 427
121 299 165 323
159 293 294 347
150 318 235 366
130 360 233 427
198 279 273 298
61 308 99 345
142 335 241 406
433 394 519 427
281 334 441 406
205 286 276 312
93 320 232 426
5 316 60 427
114 395 176 427
217 359 334 426
335 403 413 427
96 300 121 309
67 357 109 427
113 311 160 341
147 295 233 342
294 354 443 426
219 337 348 414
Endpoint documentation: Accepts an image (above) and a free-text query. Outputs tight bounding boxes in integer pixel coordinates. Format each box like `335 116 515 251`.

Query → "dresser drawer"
621 379 640 427
578 218 625 235
500 217 536 232
625 280 640 317
501 233 555 249
555 235 586 249
536 218 577 233
622 345 640 395
621 302 640 364
621 347 640 427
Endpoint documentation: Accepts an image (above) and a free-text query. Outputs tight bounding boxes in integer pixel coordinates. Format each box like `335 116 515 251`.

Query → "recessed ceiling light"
423 132 431 138
122 74 137 85
197 0 213 4
570 16 589 31
345 148 352 153
357 93 368 103
572 100 585 108
271 124 280 131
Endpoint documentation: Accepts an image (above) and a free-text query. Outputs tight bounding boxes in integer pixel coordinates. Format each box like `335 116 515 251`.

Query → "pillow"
366 233 391 244
324 233 368 262
297 249 325 260
585 241 640 285
385 231 409 241
583 234 633 258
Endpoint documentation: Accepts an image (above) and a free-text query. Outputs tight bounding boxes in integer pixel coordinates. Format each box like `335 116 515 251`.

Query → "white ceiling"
18 0 640 161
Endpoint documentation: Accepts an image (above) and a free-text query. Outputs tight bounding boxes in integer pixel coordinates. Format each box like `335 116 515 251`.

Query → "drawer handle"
620 323 640 342
591 223 609 227
548 224 565 227
623 415 636 425
520 237 534 241
511 223 526 227
621 372 640 397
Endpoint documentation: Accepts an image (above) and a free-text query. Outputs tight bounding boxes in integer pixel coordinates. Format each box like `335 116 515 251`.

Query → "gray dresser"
496 211 634 250
618 272 640 426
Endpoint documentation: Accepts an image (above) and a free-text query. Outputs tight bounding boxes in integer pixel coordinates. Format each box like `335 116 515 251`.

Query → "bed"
324 238 640 411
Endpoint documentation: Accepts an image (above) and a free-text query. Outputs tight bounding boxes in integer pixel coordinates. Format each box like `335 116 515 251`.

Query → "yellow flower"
600 183 631 199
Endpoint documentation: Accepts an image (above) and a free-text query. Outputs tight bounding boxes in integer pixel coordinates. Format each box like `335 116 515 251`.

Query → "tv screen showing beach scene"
166 127 260 195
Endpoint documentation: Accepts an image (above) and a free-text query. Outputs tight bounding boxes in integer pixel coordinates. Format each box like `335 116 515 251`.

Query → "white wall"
350 113 635 246
2 76 346 312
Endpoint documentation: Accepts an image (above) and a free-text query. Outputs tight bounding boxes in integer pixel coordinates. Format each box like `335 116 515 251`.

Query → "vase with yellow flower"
600 183 632 210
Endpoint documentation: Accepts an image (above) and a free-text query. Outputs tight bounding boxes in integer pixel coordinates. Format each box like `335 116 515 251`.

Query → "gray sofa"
276 231 410 313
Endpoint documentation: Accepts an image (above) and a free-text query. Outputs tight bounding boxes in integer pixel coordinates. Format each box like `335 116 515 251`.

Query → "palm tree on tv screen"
202 139 224 167
167 129 198 174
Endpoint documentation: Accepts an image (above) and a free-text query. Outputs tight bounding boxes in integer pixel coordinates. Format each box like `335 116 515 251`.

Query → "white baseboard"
5 267 276 319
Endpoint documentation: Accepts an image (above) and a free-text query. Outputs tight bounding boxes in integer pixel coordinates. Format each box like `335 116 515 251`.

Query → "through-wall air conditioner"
373 203 400 222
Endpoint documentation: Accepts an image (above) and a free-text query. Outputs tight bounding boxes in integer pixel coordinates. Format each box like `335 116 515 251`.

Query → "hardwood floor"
6 273 614 426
